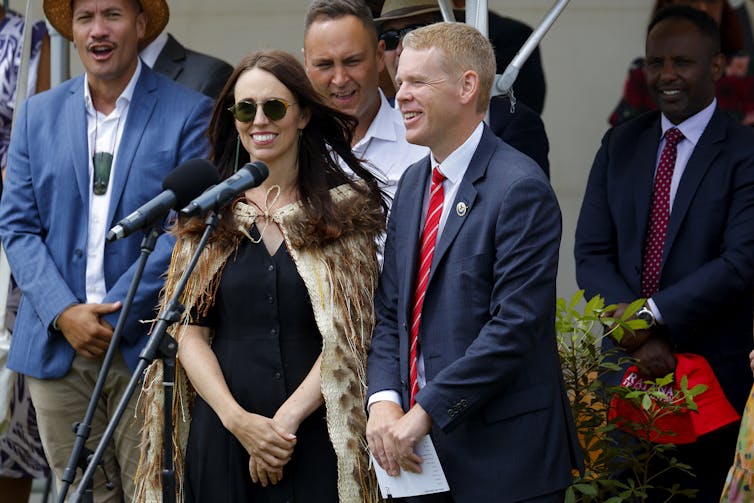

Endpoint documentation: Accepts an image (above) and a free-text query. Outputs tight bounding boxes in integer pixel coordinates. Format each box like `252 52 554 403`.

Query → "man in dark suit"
140 30 233 99
366 22 580 502
575 6 754 500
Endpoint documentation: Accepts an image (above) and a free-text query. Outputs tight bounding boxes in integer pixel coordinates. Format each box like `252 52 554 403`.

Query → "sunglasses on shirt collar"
227 98 295 123
379 24 428 51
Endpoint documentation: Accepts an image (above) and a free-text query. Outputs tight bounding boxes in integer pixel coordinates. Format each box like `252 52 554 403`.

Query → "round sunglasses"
379 24 428 51
228 98 295 122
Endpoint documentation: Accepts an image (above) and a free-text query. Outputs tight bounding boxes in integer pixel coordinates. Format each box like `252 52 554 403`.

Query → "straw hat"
375 0 441 23
44 0 169 49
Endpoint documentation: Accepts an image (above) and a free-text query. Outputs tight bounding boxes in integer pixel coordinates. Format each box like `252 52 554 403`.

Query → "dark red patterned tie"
641 127 684 297
409 167 445 407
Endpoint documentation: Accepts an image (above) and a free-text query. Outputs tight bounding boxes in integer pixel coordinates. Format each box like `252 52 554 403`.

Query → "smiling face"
395 46 468 160
233 67 310 170
645 17 724 124
304 15 384 138
71 0 145 91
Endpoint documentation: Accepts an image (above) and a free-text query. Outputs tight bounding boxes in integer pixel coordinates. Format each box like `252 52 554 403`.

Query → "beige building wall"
13 0 655 301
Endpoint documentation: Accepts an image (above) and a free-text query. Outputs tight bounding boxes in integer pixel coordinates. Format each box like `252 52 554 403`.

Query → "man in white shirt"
303 0 427 201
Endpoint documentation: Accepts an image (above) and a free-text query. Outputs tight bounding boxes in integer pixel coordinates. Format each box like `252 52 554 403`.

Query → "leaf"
564 486 575 503
654 373 674 387
642 394 653 410
622 298 646 320
573 483 598 497
569 290 584 310
584 294 604 317
625 319 648 330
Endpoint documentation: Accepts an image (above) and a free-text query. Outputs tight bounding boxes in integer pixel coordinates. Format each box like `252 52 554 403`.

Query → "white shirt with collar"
368 121 485 411
647 98 717 323
349 89 428 202
84 59 142 304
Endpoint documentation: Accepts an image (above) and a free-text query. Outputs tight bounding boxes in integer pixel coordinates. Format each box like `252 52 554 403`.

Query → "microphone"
106 159 220 241
180 161 269 217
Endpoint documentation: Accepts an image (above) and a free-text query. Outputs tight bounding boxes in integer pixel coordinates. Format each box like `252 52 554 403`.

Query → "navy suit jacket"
153 34 233 100
575 107 754 412
368 125 580 502
0 64 212 379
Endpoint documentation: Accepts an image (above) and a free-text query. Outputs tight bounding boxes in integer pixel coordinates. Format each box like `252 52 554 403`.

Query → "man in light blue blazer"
366 23 580 502
0 0 211 500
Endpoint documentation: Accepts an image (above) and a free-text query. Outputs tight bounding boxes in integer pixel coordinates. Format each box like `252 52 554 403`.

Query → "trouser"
27 353 142 503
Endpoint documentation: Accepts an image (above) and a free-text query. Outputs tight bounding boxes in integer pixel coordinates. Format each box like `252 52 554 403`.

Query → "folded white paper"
370 435 450 498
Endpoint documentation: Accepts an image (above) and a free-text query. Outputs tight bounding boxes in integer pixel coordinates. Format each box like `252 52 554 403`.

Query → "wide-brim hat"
44 0 169 49
375 0 441 24
608 353 740 444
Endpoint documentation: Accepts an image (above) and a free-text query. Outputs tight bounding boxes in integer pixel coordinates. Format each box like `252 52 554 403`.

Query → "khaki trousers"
27 353 142 503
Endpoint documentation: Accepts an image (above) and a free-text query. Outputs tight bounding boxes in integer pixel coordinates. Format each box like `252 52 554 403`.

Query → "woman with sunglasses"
135 50 386 502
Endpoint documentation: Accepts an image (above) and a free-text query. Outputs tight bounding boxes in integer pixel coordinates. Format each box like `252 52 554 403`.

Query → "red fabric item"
409 167 445 407
641 127 684 298
608 354 740 444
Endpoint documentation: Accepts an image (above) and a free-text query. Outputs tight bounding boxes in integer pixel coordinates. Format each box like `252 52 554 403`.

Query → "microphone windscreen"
244 160 269 182
163 159 221 209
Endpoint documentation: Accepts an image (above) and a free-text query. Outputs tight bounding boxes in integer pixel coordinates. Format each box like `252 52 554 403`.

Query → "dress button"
74 249 83 258
268 264 274 271
274 372 282 380
267 295 274 304
270 328 277 336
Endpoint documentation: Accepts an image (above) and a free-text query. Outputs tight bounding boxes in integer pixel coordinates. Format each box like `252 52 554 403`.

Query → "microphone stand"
57 226 162 503
73 211 222 503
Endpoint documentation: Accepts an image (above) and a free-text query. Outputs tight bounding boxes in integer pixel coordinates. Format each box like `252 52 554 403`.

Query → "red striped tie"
409 167 445 407
641 127 684 298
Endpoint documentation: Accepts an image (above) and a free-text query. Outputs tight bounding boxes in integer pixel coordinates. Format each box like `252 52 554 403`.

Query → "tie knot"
664 127 684 146
432 167 445 185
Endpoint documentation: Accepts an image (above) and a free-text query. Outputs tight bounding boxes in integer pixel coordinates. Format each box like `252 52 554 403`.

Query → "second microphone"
181 161 269 217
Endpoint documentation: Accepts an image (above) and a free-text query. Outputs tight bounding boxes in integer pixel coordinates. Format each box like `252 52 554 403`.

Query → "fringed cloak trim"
134 184 382 502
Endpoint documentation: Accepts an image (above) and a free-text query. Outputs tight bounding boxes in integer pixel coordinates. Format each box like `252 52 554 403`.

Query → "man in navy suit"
0 0 211 500
575 6 754 500
366 22 580 502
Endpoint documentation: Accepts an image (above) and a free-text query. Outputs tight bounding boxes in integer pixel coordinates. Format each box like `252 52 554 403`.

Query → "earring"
233 134 241 173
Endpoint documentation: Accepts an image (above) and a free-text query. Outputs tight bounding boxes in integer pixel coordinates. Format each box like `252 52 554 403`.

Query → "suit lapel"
632 119 662 251
65 78 90 209
106 68 157 227
425 127 491 286
663 108 724 264
399 157 432 323
152 35 185 80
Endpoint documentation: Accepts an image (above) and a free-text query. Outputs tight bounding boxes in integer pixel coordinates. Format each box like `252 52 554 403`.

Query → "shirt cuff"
647 298 664 325
367 390 401 413
51 303 79 331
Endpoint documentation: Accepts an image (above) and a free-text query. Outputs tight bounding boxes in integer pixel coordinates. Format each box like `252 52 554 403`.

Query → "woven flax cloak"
134 184 384 502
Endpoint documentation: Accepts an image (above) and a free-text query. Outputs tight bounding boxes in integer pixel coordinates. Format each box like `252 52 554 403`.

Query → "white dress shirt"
84 60 142 304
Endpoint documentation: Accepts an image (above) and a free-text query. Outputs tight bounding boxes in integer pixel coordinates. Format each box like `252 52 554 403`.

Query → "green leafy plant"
558 291 703 502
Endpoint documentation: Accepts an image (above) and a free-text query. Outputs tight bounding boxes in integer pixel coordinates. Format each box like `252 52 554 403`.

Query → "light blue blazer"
0 64 212 378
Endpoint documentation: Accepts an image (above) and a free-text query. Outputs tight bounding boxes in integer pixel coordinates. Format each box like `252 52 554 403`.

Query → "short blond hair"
402 22 495 113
